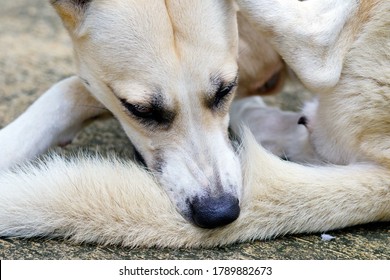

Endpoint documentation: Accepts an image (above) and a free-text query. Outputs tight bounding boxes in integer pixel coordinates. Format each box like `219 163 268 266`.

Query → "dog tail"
0 154 201 248
0 132 389 248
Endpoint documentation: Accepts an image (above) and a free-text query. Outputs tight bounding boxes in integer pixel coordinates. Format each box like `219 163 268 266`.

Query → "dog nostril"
190 194 240 229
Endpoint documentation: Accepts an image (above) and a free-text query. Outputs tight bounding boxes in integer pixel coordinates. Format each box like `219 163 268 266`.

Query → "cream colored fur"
1 132 388 247
0 0 389 246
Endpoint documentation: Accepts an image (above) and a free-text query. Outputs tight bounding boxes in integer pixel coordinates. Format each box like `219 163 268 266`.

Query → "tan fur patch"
50 0 92 32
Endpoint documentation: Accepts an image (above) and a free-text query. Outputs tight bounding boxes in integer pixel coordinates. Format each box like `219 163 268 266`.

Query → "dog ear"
50 0 92 33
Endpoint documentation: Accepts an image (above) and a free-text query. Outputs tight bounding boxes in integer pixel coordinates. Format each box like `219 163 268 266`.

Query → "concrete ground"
0 0 389 260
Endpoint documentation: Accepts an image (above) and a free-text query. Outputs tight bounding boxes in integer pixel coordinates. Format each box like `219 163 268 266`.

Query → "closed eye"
120 99 154 119
213 77 238 109
119 98 175 128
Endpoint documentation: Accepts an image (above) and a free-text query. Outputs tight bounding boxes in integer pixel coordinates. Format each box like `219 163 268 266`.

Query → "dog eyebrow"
106 82 159 104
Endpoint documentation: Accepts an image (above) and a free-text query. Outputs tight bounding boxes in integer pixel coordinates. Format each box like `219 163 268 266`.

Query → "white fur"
230 97 320 164
0 132 388 247
0 76 108 171
0 0 389 245
236 0 359 92
2 0 244 223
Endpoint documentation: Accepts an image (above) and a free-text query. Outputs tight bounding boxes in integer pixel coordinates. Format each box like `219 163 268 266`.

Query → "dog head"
51 0 242 228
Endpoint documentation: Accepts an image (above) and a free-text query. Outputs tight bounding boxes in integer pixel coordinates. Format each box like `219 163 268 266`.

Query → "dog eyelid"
119 98 175 129
213 78 238 108
119 98 154 118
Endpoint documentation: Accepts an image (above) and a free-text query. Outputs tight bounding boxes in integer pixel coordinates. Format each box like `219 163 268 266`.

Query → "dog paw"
298 98 319 133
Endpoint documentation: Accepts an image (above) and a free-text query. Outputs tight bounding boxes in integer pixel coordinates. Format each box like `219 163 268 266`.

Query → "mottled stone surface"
0 0 389 260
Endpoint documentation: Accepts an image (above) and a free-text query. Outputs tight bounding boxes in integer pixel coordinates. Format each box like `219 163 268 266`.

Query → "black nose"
190 194 240 229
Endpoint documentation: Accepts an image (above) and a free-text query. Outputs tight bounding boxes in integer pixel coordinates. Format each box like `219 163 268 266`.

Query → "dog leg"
0 76 109 170
230 97 320 164
237 0 359 92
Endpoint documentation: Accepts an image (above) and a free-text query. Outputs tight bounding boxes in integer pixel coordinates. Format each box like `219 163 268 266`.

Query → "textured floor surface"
0 0 389 260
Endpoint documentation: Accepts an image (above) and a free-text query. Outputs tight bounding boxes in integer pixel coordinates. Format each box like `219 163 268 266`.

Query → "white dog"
0 0 389 246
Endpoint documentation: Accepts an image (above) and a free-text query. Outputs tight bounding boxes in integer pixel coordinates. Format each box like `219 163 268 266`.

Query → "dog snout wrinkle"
190 194 240 229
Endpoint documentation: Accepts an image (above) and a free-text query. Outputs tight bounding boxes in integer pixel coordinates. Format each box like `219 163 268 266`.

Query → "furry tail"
0 133 389 248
